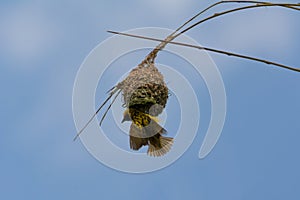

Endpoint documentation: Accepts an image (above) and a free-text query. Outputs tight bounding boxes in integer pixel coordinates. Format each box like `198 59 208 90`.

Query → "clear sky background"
1 0 300 199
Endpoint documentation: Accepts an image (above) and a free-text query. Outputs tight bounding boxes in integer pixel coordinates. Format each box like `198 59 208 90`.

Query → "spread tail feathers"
147 136 173 157
129 119 173 156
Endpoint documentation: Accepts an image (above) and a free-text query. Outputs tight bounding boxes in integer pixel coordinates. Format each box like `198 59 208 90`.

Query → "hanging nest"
118 63 168 116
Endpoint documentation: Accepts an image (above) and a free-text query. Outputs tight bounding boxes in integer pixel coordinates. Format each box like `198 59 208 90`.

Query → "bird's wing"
129 123 148 150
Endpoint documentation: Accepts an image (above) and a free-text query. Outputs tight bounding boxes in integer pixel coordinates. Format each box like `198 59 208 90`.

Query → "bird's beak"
121 118 125 123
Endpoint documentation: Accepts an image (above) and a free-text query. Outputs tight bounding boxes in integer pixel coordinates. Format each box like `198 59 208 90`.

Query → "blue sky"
1 0 300 199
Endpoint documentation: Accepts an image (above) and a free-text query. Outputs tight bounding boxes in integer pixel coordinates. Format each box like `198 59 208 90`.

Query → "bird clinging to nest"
117 60 173 157
74 1 300 157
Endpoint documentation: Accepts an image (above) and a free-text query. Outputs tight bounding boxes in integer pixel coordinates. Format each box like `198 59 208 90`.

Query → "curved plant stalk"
142 1 300 64
74 1 300 141
107 31 300 72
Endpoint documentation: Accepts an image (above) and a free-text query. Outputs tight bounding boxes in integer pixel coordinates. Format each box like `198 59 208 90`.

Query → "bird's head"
121 109 131 123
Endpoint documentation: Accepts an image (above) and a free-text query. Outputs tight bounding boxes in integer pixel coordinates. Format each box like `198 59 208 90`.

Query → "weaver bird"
122 108 173 157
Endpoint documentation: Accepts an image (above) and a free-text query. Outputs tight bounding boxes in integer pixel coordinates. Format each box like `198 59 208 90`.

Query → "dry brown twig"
74 0 300 141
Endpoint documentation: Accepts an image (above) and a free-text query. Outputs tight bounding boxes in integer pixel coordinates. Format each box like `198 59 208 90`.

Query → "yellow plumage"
122 108 173 157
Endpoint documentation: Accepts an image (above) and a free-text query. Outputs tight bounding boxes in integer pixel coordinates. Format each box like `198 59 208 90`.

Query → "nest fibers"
118 63 168 116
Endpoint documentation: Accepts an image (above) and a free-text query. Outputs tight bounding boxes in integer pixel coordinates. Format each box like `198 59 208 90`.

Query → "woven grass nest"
118 63 168 116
